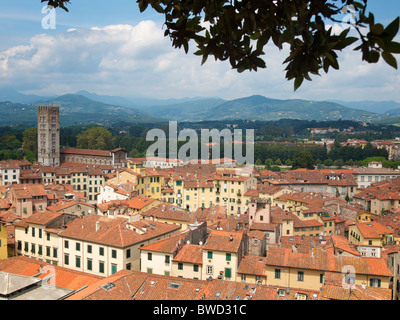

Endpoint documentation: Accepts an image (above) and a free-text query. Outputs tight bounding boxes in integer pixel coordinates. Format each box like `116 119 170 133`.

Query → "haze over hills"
0 89 398 126
329 100 400 115
75 90 215 108
0 94 164 126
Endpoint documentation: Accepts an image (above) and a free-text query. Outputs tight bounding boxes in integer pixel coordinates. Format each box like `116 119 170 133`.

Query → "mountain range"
0 89 399 126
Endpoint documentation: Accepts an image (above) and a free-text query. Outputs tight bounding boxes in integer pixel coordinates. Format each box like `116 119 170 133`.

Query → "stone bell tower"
37 106 60 167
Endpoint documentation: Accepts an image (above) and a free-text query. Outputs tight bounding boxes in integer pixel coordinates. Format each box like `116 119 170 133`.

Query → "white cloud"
0 19 399 103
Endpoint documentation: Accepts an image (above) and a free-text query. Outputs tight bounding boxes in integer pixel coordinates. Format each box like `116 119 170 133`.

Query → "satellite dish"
88 210 92 214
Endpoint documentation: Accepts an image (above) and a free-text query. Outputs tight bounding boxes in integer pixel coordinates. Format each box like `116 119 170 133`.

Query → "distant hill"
139 95 381 122
143 98 227 121
0 94 164 126
329 100 400 115
164 95 380 122
75 90 218 108
0 91 397 126
0 88 54 104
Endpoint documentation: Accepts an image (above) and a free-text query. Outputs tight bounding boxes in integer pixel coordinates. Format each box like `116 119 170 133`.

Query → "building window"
206 265 213 275
126 249 131 258
99 262 105 274
99 247 104 256
226 253 231 261
165 255 170 264
148 252 152 261
112 249 117 259
275 269 281 279
76 256 81 268
87 245 92 254
207 251 213 259
111 264 117 274
87 259 93 271
193 264 199 272
370 278 381 288
225 268 232 278
64 254 69 265
178 263 183 270
76 242 80 251
298 271 304 282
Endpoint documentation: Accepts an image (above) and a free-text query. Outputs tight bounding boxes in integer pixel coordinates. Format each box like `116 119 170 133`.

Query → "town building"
38 106 60 167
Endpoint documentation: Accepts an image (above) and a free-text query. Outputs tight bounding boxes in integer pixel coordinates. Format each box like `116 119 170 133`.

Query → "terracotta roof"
59 215 180 248
172 244 203 264
237 255 267 276
126 196 155 210
331 234 360 256
139 231 189 254
355 221 393 239
141 203 191 222
60 148 112 157
14 211 64 227
66 270 148 300
0 256 103 291
321 282 392 300
203 230 243 253
10 184 47 199
47 200 94 212
266 245 392 277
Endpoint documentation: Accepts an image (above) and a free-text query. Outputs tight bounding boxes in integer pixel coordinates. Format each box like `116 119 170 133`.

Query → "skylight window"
168 282 181 289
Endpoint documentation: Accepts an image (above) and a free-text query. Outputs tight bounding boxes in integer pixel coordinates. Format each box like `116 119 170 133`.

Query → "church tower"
37 106 60 167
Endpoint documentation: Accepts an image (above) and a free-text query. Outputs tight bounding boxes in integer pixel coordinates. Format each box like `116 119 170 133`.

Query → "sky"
0 0 399 103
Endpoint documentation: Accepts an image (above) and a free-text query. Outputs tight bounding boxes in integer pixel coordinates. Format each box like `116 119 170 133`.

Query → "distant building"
38 106 60 167
60 148 128 168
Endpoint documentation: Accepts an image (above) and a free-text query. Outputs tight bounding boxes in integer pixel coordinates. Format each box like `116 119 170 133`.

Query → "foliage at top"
42 0 400 90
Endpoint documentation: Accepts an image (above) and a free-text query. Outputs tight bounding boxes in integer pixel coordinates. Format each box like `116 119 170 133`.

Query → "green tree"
265 158 273 170
128 148 139 158
270 165 281 172
334 158 344 168
22 127 38 158
291 151 314 170
76 127 114 150
324 158 334 166
42 0 400 90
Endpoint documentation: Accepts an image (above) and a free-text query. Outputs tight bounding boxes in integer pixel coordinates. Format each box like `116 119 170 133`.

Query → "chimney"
229 234 233 241
96 221 100 232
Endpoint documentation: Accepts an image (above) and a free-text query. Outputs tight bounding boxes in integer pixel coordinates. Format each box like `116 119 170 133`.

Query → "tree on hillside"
22 127 38 157
42 0 400 90
76 127 114 150
291 151 314 169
